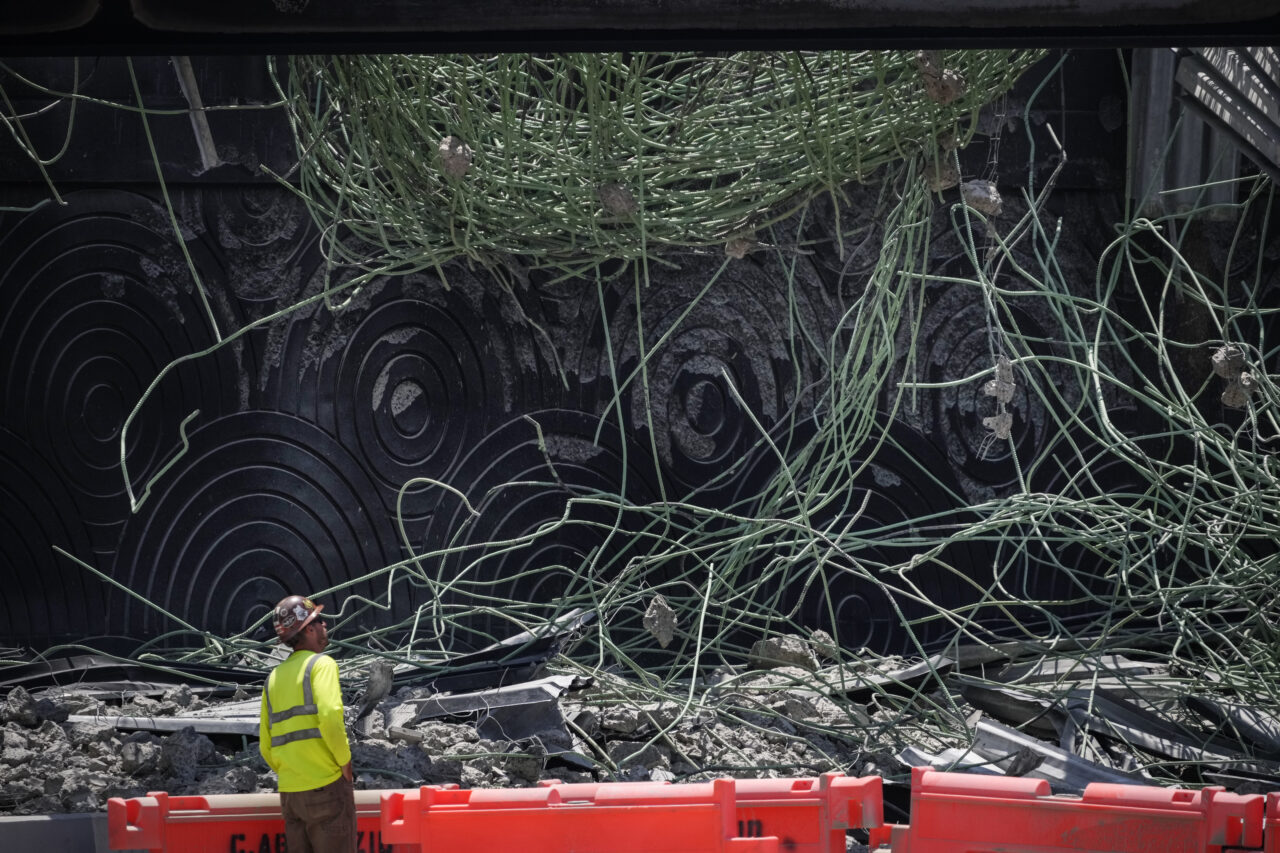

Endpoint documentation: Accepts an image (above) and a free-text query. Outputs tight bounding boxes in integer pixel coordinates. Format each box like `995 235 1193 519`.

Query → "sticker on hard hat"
276 598 315 629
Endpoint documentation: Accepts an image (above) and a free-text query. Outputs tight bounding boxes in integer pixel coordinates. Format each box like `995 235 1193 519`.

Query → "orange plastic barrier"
728 773 883 853
869 767 1265 853
108 790 408 852
381 772 882 853
1267 793 1280 853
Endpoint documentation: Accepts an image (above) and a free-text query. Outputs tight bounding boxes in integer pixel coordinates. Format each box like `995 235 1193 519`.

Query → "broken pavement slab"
941 717 1149 791
992 653 1156 685
370 607 595 695
826 653 955 699
957 676 1280 786
61 673 593 743
1187 695 1280 757
380 674 589 741
0 654 261 698
66 699 262 737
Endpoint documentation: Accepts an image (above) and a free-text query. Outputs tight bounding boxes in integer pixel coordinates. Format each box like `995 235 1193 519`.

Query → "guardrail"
381 773 880 853
868 767 1264 853
108 768 1280 852
107 789 401 852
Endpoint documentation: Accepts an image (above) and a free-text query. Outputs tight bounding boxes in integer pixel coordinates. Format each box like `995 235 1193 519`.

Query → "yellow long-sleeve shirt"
258 650 352 792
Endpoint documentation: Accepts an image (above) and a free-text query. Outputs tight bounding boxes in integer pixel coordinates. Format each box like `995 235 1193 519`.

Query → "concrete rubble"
3 637 1280 819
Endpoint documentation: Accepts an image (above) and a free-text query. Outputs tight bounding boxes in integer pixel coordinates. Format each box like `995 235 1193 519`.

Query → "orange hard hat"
272 595 323 644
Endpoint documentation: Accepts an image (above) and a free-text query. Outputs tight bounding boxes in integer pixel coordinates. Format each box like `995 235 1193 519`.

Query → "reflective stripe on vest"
265 654 323 748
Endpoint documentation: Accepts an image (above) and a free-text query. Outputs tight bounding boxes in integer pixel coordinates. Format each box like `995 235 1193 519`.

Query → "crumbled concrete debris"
1222 371 1258 408
432 736 553 789
915 50 967 105
1211 345 1257 408
159 726 221 781
352 738 434 784
984 356 1016 404
643 594 678 648
498 743 545 784
962 180 1003 216
3 725 28 751
984 410 1013 440
809 629 840 661
3 734 36 767
121 695 164 717
4 686 41 726
201 765 260 795
1211 344 1245 378
607 740 669 772
924 157 960 192
593 701 683 737
749 635 819 671
36 717 68 743
725 236 759 260
598 706 642 735
65 718 115 749
162 684 197 710
770 692 823 722
598 183 639 217
438 135 474 178
120 741 162 777
7 649 1263 819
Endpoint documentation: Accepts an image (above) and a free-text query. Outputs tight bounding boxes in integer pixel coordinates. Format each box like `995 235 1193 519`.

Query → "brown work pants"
280 775 356 853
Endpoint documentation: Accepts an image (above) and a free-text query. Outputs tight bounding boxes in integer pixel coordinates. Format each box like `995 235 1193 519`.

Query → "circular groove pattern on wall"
266 269 561 544
0 190 243 556
0 427 101 645
111 412 400 643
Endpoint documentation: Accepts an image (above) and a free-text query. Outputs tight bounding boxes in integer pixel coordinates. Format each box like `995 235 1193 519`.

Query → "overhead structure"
3 1 1280 50
1178 47 1280 183
1130 46 1280 217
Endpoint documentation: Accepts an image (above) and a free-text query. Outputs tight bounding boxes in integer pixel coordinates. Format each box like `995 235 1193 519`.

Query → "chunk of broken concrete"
808 629 840 660
643 594 677 648
159 727 219 781
4 687 39 726
121 740 163 777
606 740 669 771
749 635 818 671
961 180 1003 216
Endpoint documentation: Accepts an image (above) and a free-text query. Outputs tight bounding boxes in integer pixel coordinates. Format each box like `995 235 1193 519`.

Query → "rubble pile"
4 632 1280 818
0 668 865 817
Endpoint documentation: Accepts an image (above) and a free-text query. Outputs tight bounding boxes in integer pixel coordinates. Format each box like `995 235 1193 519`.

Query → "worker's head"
272 595 325 649
290 614 329 653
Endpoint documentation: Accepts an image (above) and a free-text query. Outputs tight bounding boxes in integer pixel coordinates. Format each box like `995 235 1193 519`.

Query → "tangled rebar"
2 50 1278 791
273 51 1039 285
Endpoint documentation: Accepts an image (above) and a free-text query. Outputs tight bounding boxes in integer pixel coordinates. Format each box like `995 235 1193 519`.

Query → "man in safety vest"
260 595 356 853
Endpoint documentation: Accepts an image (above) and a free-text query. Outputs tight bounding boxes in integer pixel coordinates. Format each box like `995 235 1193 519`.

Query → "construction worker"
259 595 356 853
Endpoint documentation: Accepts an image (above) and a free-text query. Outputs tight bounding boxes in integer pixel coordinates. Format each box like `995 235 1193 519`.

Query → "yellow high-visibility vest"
258 651 351 792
